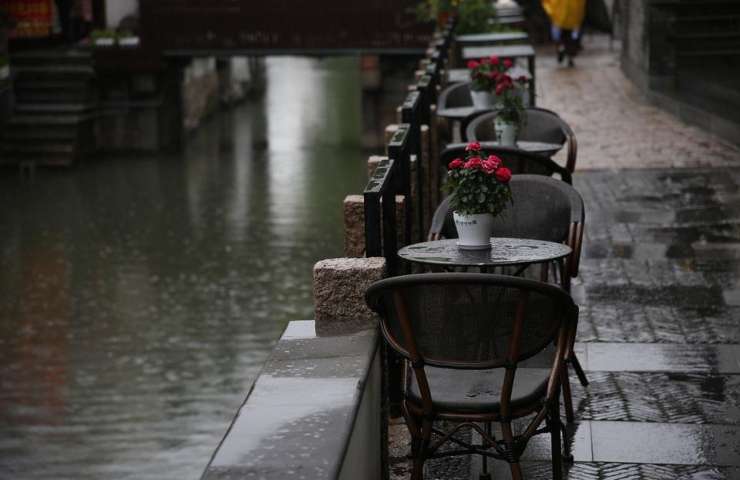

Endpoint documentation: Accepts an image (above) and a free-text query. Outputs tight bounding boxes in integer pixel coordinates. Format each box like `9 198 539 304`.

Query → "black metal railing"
362 20 454 275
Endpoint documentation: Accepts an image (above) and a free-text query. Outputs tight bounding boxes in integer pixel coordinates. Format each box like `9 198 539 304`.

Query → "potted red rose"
443 141 513 249
492 68 528 146
467 56 512 109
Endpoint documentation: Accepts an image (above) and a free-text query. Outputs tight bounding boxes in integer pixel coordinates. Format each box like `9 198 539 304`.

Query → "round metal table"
445 140 563 157
398 237 571 270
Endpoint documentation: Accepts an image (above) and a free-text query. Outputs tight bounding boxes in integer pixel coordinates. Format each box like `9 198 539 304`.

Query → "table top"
456 31 529 45
398 237 572 267
446 140 563 155
447 65 531 84
462 44 536 61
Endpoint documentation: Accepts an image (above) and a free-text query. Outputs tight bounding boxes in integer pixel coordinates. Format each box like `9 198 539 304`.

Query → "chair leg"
502 422 522 480
548 397 564 480
479 422 492 480
509 462 524 480
570 354 589 387
411 417 433 480
560 367 575 423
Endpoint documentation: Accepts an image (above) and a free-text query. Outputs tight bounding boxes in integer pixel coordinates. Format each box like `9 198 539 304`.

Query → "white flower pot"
118 37 140 47
470 90 495 110
0 65 9 80
453 212 495 249
494 117 518 146
94 37 115 47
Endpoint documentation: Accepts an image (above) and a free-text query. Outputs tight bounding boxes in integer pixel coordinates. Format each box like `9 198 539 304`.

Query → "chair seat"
408 366 550 413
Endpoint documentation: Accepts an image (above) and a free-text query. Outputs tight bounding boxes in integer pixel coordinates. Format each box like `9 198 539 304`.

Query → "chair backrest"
466 108 566 144
464 108 578 173
437 81 472 110
366 273 576 370
492 175 583 242
428 175 584 252
440 144 572 184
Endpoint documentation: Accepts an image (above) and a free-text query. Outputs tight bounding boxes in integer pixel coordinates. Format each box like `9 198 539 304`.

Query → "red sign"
3 0 54 39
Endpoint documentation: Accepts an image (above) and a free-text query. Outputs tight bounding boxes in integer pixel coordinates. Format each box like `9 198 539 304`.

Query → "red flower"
490 56 500 66
484 155 502 170
448 158 464 169
482 162 496 174
465 141 481 152
495 167 512 183
464 156 482 170
488 71 499 80
495 82 506 96
503 59 513 69
480 57 490 64
467 60 480 70
517 75 528 83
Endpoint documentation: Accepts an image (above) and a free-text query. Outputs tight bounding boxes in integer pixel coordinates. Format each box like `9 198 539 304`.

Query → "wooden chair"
366 273 578 480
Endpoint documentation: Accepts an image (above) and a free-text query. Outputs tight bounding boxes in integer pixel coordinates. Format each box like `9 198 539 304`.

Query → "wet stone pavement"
536 35 740 171
390 167 740 479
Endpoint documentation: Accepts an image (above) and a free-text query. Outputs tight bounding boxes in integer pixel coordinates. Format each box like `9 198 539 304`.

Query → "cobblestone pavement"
389 167 740 479
536 35 740 171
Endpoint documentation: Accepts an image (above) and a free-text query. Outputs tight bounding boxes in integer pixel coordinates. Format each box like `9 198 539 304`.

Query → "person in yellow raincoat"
542 0 586 66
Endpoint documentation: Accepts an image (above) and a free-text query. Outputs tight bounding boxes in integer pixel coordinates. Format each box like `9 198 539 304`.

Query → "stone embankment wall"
202 258 387 480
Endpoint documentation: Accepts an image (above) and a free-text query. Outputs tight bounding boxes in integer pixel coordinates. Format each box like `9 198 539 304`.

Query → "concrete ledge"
202 320 381 480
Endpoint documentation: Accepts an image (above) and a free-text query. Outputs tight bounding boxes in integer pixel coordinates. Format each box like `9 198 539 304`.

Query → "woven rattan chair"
440 143 573 185
436 82 473 143
366 273 578 480
427 175 587 421
438 81 473 110
463 108 578 173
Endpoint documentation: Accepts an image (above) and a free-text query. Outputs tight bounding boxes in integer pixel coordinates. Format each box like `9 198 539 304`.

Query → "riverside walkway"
390 34 740 480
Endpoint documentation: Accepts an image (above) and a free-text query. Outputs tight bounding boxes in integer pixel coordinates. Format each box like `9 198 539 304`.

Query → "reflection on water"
0 56 378 479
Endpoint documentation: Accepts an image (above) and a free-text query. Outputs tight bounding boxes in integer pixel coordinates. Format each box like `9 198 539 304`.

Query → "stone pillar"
313 257 386 335
384 125 398 147
367 155 386 179
343 194 406 259
344 195 365 257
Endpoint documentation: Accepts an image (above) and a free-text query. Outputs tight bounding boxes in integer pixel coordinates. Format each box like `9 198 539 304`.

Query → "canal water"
0 56 402 479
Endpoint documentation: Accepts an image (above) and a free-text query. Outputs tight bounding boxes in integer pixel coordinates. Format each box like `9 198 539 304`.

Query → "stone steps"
2 49 98 168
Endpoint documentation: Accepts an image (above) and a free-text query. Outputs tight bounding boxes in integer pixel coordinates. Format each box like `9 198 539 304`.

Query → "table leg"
528 55 536 106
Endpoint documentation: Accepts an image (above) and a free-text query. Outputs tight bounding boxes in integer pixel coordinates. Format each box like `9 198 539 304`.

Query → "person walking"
542 0 586 67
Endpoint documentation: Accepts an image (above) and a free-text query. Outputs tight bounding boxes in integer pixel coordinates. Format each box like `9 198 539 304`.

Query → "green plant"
443 142 513 215
117 29 136 39
90 29 117 40
455 0 497 34
494 72 528 125
416 0 458 23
